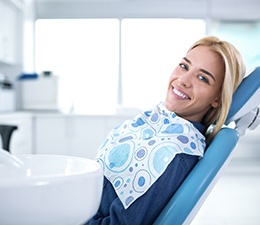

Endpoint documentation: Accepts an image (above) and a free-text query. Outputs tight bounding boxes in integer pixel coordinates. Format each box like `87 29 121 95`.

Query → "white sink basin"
0 149 103 225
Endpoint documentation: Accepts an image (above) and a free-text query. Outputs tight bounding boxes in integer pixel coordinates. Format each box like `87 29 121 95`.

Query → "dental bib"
96 103 206 209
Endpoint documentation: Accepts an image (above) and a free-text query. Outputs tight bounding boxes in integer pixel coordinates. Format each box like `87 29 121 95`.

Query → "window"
35 19 119 114
210 21 260 73
35 18 206 114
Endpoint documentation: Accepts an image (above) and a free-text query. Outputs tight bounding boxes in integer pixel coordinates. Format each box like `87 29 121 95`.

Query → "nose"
178 72 192 88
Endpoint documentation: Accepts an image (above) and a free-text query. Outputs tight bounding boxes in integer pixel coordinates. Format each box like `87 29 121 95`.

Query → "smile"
173 88 190 99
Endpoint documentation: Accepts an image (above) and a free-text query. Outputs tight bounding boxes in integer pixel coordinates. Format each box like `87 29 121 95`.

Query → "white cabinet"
0 112 131 158
67 116 106 159
70 116 130 158
34 115 69 155
0 0 22 64
0 112 33 154
34 114 130 159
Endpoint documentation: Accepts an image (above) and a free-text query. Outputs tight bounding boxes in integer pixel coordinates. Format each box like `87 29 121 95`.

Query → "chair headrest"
225 67 260 124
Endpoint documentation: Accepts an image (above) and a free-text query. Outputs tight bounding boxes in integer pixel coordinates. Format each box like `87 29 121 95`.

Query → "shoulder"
174 153 199 173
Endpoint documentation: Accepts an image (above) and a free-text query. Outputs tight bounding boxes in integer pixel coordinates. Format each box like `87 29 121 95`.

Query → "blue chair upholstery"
153 67 260 225
226 67 260 124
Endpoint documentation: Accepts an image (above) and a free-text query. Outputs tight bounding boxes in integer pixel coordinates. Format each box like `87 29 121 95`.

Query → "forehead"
187 46 222 65
186 45 225 78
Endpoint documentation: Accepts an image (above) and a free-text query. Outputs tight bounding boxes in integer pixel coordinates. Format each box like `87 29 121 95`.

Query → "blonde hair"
188 36 246 140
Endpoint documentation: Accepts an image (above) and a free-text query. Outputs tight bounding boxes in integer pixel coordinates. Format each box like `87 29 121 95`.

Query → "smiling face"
165 45 225 123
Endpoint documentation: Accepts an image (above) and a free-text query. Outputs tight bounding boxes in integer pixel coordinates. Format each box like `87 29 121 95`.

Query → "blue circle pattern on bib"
96 103 206 209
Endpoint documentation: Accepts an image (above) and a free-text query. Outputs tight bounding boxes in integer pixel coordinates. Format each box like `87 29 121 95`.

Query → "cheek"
206 88 221 108
167 77 173 89
168 70 178 84
195 86 216 101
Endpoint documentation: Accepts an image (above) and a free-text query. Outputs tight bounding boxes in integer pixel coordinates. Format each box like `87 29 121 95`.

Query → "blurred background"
0 0 259 224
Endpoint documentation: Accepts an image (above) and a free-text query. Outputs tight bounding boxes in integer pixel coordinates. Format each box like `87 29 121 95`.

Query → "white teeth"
173 88 189 99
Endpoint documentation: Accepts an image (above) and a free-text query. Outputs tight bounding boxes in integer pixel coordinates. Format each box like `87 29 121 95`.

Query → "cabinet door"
34 115 132 158
68 117 106 159
35 116 69 155
0 113 33 155
9 117 33 154
69 116 131 159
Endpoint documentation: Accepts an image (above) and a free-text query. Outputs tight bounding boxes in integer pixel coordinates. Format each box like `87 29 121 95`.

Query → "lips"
173 87 190 99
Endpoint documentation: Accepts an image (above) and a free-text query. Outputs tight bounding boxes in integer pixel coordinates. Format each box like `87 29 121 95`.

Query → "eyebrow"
183 57 216 81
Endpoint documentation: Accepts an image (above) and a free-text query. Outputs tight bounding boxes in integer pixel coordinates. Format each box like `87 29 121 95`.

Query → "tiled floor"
191 151 260 225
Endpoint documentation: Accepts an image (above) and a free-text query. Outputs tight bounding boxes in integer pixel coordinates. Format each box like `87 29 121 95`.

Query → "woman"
85 36 246 225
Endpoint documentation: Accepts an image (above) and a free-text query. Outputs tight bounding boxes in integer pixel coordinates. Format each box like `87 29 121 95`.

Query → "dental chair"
153 67 260 225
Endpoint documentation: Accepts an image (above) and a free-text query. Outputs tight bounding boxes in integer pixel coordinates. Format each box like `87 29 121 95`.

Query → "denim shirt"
85 122 204 225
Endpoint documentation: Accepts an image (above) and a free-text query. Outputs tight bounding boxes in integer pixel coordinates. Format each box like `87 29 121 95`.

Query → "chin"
164 101 174 112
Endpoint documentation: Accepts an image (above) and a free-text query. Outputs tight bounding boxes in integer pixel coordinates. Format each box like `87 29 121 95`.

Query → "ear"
211 97 221 108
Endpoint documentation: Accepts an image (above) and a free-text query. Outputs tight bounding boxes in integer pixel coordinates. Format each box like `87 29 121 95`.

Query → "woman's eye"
198 75 209 84
179 63 188 70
